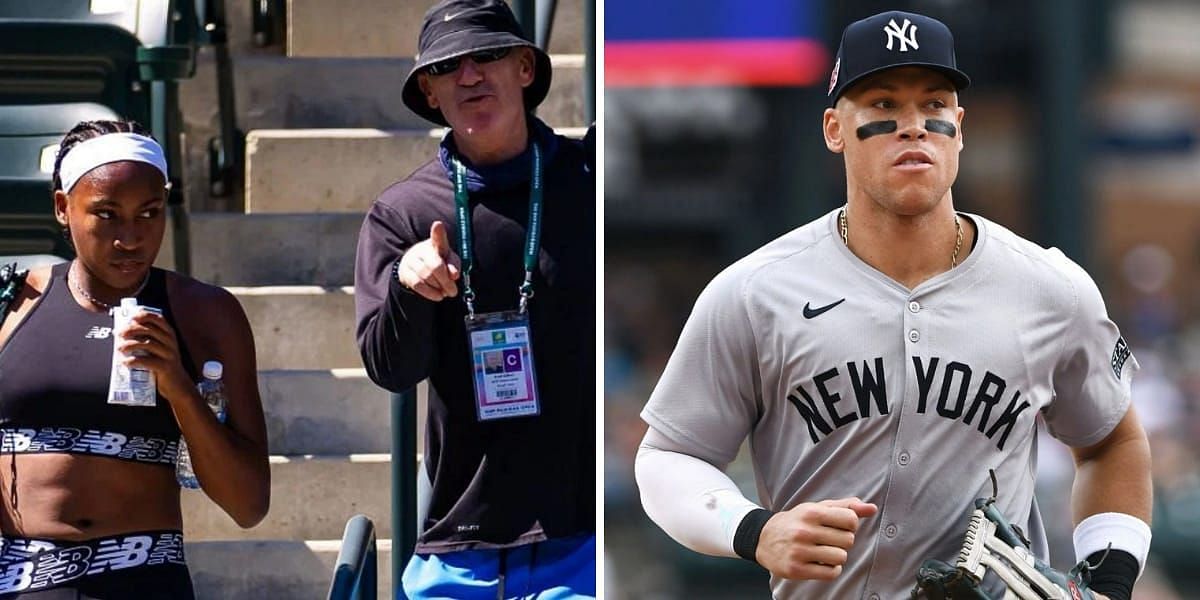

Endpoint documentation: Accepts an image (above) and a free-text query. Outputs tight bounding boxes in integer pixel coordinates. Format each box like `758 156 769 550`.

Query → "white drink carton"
108 297 161 406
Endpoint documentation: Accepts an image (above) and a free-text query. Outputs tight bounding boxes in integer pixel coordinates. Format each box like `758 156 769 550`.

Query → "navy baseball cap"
401 0 552 126
827 11 971 106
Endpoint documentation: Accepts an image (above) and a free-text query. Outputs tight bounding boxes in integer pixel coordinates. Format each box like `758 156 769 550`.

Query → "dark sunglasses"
424 47 513 76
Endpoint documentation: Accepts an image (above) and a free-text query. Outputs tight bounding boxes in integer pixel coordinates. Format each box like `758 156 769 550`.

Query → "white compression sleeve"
634 428 762 558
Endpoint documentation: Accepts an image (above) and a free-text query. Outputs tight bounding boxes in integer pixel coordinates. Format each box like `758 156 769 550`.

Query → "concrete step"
183 453 411 541
244 129 439 214
180 52 585 130
190 212 361 287
180 52 586 208
287 0 586 58
230 286 359 370
260 370 429 455
244 126 588 214
188 538 392 600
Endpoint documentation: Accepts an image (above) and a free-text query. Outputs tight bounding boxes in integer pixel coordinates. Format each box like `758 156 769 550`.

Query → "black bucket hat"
401 0 553 127
828 10 970 106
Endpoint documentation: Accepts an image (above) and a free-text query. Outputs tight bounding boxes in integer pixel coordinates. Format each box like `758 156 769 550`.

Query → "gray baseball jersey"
641 209 1137 599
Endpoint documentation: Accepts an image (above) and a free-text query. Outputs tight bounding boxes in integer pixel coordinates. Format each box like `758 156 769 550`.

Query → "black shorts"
0 531 193 599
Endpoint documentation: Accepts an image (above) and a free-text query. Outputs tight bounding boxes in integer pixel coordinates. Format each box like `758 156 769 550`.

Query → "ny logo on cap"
884 18 919 52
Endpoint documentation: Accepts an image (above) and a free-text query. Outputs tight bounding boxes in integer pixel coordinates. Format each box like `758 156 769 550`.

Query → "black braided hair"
50 119 154 194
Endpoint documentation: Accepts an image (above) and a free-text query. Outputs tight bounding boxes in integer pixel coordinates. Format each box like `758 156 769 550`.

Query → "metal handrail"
327 514 378 600
202 0 243 200
251 0 284 47
392 389 418 600
512 0 535 42
535 0 557 50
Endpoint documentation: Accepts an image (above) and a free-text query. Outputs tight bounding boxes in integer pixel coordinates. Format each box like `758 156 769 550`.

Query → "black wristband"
733 508 775 563
1085 548 1137 600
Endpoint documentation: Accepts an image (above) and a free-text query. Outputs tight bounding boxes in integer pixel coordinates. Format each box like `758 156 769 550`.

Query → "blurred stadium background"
603 0 1200 597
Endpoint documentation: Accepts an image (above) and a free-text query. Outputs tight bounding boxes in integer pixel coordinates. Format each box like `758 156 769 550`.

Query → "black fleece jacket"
353 120 595 553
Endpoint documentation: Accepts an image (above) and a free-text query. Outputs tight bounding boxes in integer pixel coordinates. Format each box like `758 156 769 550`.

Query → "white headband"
59 133 169 193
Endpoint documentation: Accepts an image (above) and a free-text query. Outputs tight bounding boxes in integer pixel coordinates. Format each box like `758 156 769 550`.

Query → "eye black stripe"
925 119 957 137
854 120 957 140
856 121 897 140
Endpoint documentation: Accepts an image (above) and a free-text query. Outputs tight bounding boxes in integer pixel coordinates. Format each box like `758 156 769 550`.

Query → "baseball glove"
911 475 1101 600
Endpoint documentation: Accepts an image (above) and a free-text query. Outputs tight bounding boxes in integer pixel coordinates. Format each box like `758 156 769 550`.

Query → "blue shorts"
401 534 595 600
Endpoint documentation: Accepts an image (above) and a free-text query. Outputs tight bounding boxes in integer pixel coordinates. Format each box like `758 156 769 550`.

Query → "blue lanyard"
452 143 543 318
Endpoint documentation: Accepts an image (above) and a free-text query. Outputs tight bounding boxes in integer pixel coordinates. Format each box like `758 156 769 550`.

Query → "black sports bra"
0 262 198 466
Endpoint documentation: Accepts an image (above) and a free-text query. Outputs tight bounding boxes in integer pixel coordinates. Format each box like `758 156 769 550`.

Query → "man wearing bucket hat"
635 10 1150 600
354 0 595 598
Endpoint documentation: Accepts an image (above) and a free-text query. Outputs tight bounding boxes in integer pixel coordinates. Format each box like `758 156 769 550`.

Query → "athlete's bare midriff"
0 453 182 540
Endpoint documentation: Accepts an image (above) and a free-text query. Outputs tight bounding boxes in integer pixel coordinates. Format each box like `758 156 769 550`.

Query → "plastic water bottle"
177 361 228 489
197 361 228 423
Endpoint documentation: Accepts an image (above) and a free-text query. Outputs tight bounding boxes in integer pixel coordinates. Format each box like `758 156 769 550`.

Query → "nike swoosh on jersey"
803 299 845 319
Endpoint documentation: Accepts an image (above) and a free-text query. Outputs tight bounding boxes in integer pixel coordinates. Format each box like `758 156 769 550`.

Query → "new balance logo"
84 327 112 340
0 429 177 465
884 18 919 52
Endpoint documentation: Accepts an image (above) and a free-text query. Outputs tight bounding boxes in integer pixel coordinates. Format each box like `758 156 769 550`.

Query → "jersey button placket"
906 297 922 344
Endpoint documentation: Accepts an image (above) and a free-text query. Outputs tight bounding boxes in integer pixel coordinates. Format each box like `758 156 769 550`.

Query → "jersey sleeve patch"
1111 336 1132 381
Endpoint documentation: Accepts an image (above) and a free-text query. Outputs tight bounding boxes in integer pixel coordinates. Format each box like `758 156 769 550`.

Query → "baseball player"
634 11 1151 600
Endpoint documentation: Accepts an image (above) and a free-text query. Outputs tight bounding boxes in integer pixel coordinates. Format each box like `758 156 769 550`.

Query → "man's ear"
517 47 536 89
824 107 845 154
418 73 440 109
956 105 965 151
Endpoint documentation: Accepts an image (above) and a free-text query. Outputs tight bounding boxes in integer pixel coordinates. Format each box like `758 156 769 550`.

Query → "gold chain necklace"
68 263 151 311
839 207 963 268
